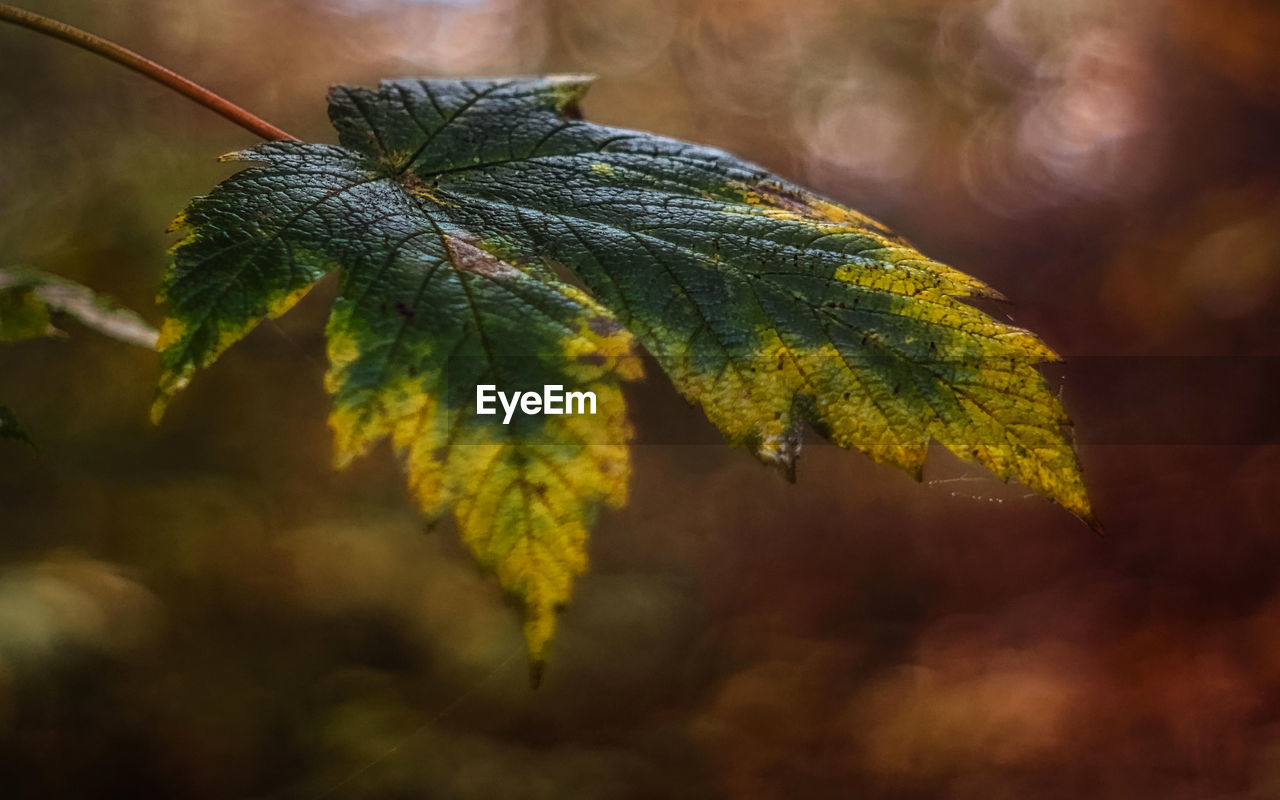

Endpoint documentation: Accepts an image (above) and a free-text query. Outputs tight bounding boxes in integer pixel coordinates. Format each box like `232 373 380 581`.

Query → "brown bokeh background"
2 0 1280 797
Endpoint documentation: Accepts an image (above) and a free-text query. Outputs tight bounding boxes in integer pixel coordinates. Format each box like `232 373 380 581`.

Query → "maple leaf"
155 77 1094 676
153 124 638 677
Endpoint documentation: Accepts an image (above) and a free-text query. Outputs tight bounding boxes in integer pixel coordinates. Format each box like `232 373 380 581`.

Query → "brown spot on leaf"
446 235 522 280
402 174 428 193
741 182 902 241
747 183 820 217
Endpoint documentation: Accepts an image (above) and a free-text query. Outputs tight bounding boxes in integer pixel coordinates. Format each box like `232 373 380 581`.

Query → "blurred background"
1 0 1279 797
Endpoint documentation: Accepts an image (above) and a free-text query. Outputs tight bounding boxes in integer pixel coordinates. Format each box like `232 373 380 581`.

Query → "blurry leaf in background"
0 551 161 674
0 266 157 348
0 270 51 445
0 281 53 343
0 266 157 449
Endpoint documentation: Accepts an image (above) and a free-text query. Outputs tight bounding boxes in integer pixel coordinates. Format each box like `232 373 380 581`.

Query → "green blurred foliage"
0 287 52 343
1 0 1279 797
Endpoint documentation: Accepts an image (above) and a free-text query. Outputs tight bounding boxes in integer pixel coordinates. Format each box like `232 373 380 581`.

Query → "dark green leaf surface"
156 76 1094 670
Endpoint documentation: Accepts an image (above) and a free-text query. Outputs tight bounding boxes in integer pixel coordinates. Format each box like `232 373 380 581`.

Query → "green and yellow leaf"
155 135 639 675
324 232 638 675
321 76 1092 524
156 76 1095 675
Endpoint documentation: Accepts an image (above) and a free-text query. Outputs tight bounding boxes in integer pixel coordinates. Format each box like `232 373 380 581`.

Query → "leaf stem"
0 3 296 141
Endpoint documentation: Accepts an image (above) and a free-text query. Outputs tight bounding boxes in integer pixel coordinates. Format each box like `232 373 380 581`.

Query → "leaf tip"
1066 495 1102 535
1084 512 1105 537
542 74 596 118
544 72 598 82
906 459 926 482
152 366 191 425
980 284 1010 302
149 393 170 426
518 595 570 689
1043 473 1098 535
753 421 803 482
